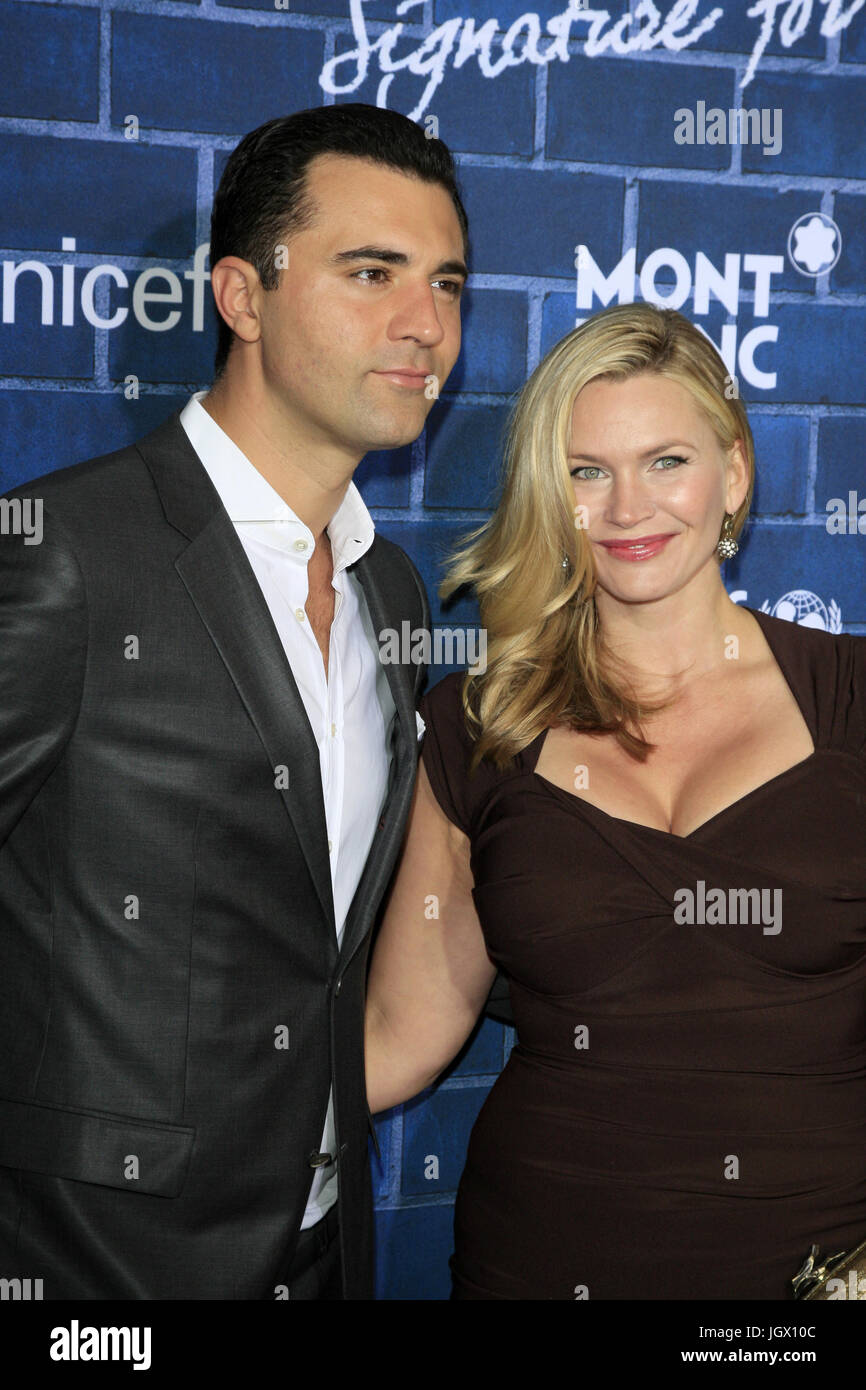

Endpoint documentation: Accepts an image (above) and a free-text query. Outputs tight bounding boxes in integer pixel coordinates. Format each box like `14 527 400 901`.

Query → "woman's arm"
365 758 497 1114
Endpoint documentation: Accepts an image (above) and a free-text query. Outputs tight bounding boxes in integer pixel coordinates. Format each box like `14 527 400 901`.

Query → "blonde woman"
365 303 866 1300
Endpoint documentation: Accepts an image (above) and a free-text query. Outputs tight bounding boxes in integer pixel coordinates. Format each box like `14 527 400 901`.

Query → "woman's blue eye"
569 455 688 480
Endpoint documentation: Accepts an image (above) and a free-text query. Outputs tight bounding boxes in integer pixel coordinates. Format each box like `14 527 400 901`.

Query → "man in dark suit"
0 104 468 1299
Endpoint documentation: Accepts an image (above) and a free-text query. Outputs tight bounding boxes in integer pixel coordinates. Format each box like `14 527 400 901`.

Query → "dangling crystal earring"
561 556 569 569
717 513 738 559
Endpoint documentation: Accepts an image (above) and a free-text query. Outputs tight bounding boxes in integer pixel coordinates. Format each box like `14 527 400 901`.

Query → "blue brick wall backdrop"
1 0 864 1300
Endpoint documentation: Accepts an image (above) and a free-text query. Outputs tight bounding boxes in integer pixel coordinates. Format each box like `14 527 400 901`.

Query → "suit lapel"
339 552 420 968
137 412 418 948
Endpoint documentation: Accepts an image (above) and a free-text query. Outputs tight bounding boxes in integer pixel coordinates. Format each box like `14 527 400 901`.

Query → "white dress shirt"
179 391 395 1230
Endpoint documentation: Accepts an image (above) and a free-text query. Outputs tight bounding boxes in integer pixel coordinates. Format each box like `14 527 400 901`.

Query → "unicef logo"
786 213 841 277
760 591 842 632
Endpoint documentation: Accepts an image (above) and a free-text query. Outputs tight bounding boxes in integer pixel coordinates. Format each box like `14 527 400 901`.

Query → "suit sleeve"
401 548 432 702
0 502 88 847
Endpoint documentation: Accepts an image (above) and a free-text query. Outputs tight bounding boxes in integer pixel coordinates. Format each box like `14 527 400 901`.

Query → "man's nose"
388 283 446 346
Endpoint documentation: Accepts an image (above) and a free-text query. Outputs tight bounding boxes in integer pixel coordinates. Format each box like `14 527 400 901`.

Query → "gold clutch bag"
791 1239 866 1300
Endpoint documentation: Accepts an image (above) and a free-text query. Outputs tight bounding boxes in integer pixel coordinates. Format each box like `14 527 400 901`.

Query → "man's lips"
373 368 430 388
596 533 678 560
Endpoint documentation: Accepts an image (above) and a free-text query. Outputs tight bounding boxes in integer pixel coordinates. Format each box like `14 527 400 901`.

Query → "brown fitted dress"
417 606 866 1300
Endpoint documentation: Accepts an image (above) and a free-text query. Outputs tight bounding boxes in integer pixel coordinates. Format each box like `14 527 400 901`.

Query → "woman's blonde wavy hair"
440 302 756 773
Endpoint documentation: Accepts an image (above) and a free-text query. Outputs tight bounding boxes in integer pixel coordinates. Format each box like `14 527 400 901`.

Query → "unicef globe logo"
760 591 842 632
787 213 841 277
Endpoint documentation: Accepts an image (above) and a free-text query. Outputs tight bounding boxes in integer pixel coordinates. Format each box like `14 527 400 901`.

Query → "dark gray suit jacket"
0 410 429 1299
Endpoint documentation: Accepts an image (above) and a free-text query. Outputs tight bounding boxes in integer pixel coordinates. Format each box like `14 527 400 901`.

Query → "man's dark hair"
208 104 470 379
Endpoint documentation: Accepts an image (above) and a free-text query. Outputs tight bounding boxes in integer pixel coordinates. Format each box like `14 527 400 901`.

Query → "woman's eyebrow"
568 441 697 462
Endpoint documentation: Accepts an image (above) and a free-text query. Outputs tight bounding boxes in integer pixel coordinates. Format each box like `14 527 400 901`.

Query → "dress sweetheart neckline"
529 605 821 842
531 749 820 842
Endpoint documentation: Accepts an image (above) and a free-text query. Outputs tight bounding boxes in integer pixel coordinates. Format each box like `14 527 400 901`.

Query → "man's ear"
210 256 262 346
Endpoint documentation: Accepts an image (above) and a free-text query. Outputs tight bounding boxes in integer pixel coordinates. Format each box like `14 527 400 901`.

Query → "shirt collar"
179 390 375 573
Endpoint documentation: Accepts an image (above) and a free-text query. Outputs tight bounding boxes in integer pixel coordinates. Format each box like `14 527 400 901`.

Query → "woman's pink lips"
597 534 677 560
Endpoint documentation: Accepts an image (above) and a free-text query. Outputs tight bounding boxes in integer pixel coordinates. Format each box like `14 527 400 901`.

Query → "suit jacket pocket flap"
0 1097 195 1197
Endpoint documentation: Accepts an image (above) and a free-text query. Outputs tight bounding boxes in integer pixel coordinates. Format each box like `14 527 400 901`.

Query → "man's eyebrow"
328 246 468 280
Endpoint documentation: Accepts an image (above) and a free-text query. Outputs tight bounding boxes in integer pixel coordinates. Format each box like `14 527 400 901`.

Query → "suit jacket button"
334 977 342 997
308 1151 333 1168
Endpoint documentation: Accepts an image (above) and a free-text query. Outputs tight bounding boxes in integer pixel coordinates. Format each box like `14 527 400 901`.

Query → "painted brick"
684 5 825 59
377 519 484 628
450 1014 507 1077
0 301 93 381
374 1204 455 1299
0 391 188 492
0 0 99 121
107 291 217 385
331 33 536 154
222 0 395 15
2 0 865 1302
750 415 811 516
816 417 866 515
425 397 510 509
0 135 197 255
841 12 866 61
741 73 866 177
830 194 866 293
447 288 527 393
547 57 734 169
431 0 826 60
111 13 324 134
764 304 866 405
434 0 555 21
729 528 866 627
637 179 822 296
541 288 580 355
356 445 412 507
402 1083 490 1194
458 165 623 277
368 1114 394 1201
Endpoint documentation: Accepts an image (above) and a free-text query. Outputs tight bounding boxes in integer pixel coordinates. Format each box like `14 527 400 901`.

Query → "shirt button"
331 722 337 737
293 539 308 552
328 839 333 853
295 608 305 622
